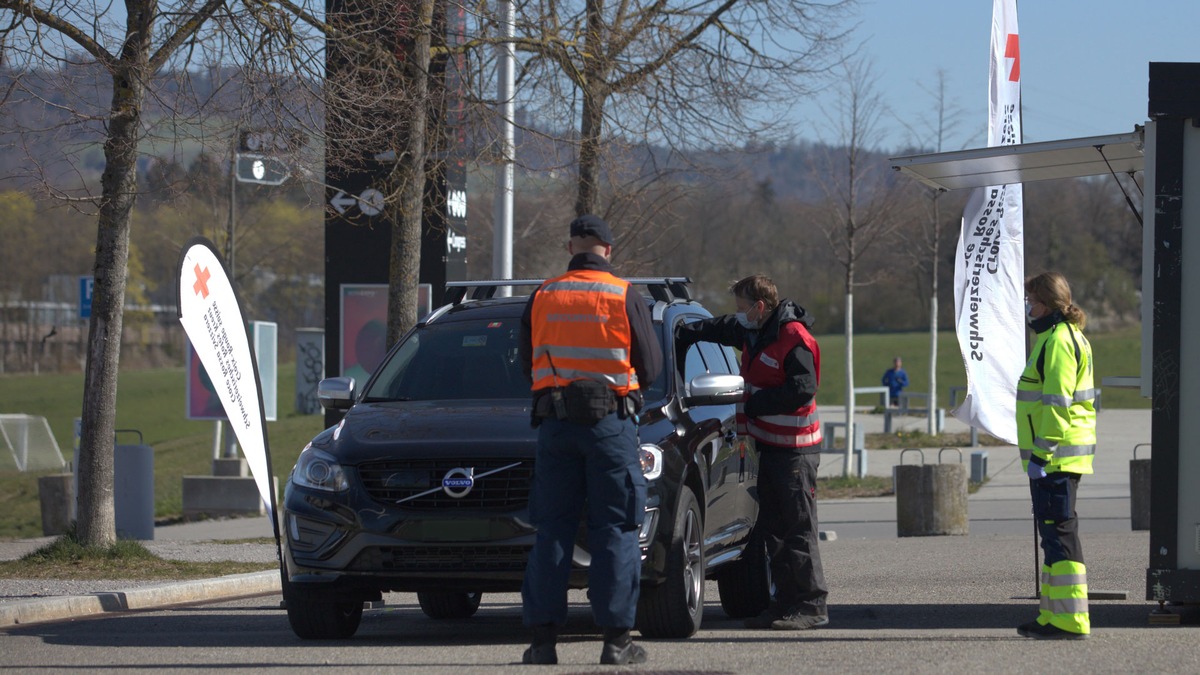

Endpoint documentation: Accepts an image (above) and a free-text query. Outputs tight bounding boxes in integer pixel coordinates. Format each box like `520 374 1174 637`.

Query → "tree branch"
0 0 115 67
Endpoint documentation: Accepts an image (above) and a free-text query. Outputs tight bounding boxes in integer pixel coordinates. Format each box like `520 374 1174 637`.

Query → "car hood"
318 399 536 464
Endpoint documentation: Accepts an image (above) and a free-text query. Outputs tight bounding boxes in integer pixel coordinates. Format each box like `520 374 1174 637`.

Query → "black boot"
522 623 558 665
600 628 647 665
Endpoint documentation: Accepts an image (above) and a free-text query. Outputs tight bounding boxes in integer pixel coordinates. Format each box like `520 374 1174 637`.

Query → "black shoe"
771 612 829 631
522 624 558 664
744 606 785 629
1017 620 1088 640
600 628 647 665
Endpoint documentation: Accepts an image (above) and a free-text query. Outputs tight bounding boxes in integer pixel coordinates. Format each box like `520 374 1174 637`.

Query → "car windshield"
363 318 530 401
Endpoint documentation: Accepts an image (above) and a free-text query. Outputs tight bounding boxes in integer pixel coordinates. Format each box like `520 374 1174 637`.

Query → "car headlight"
639 444 663 481
292 445 349 492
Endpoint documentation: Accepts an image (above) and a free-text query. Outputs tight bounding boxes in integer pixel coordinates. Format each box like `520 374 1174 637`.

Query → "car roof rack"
443 277 692 305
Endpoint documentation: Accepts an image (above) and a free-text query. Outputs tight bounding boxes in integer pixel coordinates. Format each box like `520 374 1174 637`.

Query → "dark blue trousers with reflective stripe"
522 413 646 629
1030 472 1083 565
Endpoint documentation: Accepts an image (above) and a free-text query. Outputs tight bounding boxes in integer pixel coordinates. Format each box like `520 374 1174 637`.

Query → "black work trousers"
756 446 828 616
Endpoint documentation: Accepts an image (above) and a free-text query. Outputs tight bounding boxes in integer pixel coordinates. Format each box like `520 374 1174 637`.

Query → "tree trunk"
385 0 433 346
574 0 607 217
843 291 855 478
927 194 941 435
77 55 149 546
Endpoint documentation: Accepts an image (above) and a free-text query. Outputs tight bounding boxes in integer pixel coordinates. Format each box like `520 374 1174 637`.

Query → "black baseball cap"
569 214 613 244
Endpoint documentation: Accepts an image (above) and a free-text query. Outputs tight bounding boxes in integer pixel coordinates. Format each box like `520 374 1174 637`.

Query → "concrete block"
38 473 74 536
970 451 988 483
895 463 968 537
1131 458 1151 531
212 457 249 477
182 475 278 520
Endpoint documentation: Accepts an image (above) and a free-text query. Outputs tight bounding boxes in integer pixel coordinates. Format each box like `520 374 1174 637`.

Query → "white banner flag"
177 238 278 523
951 0 1024 444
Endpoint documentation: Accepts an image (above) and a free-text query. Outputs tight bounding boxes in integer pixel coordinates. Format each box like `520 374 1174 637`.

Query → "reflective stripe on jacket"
530 269 639 395
737 321 822 448
1015 320 1096 474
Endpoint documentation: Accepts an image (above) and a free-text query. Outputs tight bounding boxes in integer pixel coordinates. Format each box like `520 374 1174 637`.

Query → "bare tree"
0 0 256 546
898 69 962 434
473 0 858 218
814 58 905 476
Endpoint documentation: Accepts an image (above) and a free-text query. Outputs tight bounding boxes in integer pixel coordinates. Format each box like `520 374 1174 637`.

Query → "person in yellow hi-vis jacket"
1016 272 1095 640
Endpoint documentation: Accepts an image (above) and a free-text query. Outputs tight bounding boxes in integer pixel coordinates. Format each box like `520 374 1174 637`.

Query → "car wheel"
716 530 772 618
282 577 364 639
636 487 704 638
417 591 483 619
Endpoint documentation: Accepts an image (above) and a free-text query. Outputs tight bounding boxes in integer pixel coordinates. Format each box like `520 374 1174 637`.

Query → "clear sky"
791 0 1200 152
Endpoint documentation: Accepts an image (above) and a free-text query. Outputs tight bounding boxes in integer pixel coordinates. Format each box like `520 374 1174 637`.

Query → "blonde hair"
1026 271 1087 330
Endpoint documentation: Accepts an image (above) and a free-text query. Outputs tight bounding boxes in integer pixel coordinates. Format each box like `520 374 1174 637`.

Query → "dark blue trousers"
521 413 646 629
1031 472 1083 565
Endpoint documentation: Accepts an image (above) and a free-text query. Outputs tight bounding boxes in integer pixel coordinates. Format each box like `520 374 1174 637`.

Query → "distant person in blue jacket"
881 357 908 407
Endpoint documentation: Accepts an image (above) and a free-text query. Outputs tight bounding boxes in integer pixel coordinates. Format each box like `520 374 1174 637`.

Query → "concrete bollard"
38 473 74 536
1130 443 1152 531
895 463 969 537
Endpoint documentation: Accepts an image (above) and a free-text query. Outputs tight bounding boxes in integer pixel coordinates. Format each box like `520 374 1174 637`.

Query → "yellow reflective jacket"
1015 319 1096 474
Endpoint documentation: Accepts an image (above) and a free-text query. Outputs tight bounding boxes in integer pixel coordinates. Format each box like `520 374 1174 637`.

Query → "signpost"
78 276 93 320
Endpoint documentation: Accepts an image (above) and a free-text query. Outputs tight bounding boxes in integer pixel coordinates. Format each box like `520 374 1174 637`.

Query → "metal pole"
1033 506 1041 599
223 146 238 461
491 0 515 297
227 147 236 277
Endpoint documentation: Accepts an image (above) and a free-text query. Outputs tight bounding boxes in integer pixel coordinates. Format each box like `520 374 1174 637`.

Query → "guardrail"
852 386 890 409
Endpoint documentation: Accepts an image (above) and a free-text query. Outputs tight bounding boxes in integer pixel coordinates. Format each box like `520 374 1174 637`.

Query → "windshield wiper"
360 396 414 403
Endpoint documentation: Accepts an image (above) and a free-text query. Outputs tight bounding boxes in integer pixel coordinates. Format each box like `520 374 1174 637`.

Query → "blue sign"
79 276 94 319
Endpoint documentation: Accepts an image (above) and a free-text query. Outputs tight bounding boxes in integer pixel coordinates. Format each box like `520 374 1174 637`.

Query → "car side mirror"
683 373 745 407
318 377 357 410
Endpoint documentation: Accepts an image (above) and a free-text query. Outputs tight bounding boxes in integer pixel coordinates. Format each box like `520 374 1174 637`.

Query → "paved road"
5 408 1189 672
2 533 1196 673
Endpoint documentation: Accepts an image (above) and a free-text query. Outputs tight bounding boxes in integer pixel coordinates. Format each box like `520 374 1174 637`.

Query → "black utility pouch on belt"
562 380 616 425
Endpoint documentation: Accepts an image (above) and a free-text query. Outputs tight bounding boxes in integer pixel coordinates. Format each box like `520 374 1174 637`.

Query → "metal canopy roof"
889 129 1144 191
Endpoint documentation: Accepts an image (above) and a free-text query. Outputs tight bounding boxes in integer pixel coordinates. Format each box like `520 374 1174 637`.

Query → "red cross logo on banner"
1005 33 1020 82
193 264 212 299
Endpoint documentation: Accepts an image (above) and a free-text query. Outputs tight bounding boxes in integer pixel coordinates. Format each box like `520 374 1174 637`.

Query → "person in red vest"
675 274 828 630
518 214 662 665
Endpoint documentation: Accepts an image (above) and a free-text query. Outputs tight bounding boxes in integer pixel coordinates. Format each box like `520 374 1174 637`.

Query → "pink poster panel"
340 284 389 383
186 340 227 420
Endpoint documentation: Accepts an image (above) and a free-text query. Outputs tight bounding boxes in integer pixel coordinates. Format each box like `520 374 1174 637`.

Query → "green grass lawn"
0 326 1148 540
0 363 325 539
817 325 1147 411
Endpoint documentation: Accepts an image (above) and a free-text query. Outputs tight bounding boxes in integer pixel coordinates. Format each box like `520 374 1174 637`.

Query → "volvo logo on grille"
441 467 475 498
395 461 523 505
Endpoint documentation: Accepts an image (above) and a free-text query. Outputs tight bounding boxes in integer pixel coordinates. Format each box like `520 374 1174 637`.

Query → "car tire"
636 487 704 639
282 577 364 639
417 591 483 619
716 530 772 618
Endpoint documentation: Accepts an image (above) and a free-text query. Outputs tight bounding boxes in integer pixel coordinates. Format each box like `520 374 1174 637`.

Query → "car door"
673 314 743 554
718 343 759 525
696 340 754 546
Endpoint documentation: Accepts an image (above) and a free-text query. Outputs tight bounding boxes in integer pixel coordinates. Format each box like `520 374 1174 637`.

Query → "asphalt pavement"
0 407 1161 633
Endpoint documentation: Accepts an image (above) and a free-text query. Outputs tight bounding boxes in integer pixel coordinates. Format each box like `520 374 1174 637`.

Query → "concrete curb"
0 570 280 628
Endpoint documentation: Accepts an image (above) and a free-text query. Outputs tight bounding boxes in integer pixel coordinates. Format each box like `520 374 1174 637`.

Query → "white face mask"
1025 301 1038 323
736 301 762 329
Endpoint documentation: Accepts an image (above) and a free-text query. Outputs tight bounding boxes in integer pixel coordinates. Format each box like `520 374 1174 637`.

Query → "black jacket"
674 299 819 419
519 252 663 410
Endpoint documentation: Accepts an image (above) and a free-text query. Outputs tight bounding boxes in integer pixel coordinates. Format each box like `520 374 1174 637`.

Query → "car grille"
357 458 533 510
349 545 530 572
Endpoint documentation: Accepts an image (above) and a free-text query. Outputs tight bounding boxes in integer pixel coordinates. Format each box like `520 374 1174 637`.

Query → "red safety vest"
530 269 639 396
737 321 822 448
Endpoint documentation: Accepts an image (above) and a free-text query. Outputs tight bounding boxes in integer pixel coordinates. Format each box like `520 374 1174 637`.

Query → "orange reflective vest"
737 321 822 448
530 269 639 396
